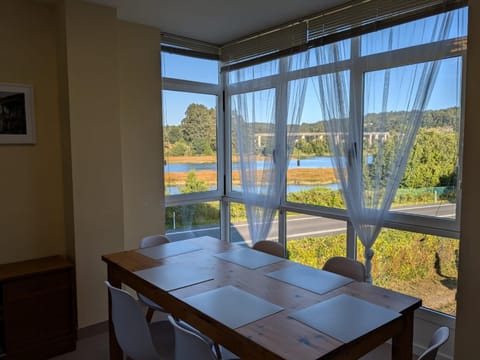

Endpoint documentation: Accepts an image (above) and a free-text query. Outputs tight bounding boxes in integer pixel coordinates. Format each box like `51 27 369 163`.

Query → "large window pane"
301 39 351 69
359 229 458 316
286 212 347 268
165 201 220 241
228 60 279 84
161 52 219 84
361 8 467 56
163 90 218 195
364 57 461 220
287 80 343 208
230 88 276 192
229 202 278 245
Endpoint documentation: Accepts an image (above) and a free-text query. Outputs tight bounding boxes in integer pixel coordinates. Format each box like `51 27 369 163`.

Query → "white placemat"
184 285 284 328
290 294 401 343
266 263 353 295
136 241 202 259
214 247 285 269
135 263 213 291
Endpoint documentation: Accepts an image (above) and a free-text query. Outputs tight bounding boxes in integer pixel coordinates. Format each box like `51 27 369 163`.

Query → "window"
286 211 347 269
161 50 223 240
162 52 219 84
360 229 458 316
163 90 218 195
165 202 221 241
161 5 467 317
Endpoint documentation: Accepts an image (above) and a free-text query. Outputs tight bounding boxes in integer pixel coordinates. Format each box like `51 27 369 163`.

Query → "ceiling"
84 0 351 45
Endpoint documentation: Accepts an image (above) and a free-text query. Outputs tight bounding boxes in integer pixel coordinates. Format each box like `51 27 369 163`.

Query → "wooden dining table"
102 236 421 360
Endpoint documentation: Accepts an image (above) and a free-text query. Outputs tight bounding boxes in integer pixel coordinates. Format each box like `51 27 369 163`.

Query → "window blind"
221 0 466 71
161 33 220 60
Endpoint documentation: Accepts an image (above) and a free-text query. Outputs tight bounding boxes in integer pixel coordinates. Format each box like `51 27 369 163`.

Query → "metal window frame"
160 13 466 249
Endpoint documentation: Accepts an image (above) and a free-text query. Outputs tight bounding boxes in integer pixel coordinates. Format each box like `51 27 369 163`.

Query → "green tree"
168 141 190 156
181 170 209 193
165 125 182 144
181 104 216 155
402 128 458 188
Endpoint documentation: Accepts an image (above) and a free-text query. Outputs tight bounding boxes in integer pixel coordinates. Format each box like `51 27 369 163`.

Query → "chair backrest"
105 281 161 360
322 256 367 282
140 234 171 248
418 326 450 360
252 240 286 258
168 315 217 360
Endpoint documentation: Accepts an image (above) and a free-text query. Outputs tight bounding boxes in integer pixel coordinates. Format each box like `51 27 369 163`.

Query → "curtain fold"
230 53 309 244
313 11 455 281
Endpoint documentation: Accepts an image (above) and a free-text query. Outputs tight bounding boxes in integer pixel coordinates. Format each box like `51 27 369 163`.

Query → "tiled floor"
51 330 110 360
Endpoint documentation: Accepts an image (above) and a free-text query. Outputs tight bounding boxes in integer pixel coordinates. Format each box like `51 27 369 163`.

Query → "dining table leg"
391 311 414 360
107 265 123 360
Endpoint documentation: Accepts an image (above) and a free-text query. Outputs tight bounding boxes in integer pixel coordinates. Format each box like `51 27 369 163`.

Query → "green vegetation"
287 187 345 208
181 170 209 193
287 230 458 314
402 128 458 189
165 103 216 156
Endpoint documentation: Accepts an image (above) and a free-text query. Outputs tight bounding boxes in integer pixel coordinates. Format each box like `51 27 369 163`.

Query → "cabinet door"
3 269 76 359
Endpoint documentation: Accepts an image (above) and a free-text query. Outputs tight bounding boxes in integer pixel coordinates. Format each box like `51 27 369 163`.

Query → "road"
167 203 456 243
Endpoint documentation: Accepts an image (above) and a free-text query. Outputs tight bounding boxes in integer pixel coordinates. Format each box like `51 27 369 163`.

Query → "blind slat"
221 22 307 66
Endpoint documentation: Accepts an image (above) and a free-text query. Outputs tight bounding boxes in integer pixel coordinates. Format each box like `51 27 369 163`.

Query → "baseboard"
77 321 108 340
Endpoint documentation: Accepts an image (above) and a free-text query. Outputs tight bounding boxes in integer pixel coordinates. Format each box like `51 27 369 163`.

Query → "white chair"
252 240 286 258
137 234 171 322
418 326 450 360
168 315 239 360
168 314 217 360
105 281 173 360
323 256 367 282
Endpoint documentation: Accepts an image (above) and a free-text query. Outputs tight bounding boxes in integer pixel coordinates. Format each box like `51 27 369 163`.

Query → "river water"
164 156 335 172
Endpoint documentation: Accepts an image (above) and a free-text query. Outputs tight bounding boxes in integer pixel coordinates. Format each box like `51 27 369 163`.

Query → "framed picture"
0 83 35 144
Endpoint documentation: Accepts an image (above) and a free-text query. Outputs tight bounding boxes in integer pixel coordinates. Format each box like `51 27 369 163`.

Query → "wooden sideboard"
0 256 77 359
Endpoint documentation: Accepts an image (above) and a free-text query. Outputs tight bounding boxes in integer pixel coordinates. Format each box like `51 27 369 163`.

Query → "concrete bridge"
255 132 390 146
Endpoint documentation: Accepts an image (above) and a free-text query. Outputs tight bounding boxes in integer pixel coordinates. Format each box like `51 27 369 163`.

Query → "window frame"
161 54 224 210
160 7 466 318
224 15 466 260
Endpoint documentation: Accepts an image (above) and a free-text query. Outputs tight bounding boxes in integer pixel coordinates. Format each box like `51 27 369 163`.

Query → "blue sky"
163 58 461 126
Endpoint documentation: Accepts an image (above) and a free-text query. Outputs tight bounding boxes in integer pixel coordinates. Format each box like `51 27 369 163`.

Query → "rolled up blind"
161 33 220 59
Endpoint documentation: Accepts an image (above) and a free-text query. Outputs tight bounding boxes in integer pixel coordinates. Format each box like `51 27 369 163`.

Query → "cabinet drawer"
3 270 71 302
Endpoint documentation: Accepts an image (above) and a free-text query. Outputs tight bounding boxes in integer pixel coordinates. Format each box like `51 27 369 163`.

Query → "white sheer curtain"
313 11 455 281
230 53 308 244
